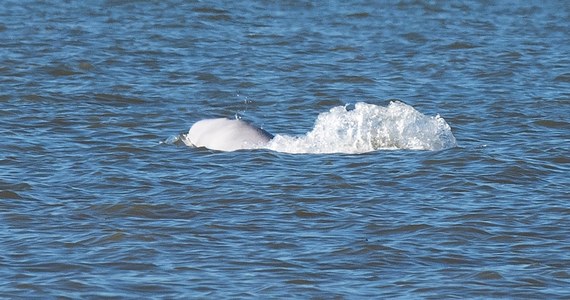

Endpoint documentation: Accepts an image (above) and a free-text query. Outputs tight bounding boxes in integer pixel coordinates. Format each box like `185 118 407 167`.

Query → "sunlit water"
1 1 569 298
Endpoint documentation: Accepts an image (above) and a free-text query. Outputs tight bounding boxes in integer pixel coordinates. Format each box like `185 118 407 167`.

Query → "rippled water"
1 0 569 298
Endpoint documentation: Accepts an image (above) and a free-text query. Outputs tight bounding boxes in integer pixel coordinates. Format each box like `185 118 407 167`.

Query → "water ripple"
1 0 569 298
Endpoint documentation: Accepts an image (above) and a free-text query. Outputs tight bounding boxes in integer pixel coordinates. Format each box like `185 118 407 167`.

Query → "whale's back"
187 118 273 151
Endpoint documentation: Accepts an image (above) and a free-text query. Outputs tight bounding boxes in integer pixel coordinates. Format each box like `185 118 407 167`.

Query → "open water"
1 0 569 298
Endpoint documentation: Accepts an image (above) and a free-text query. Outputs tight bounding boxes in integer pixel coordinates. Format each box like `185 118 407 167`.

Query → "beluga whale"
185 118 273 151
182 101 458 153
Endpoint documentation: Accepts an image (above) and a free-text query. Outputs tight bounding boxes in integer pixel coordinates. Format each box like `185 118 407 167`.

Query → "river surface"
1 0 569 298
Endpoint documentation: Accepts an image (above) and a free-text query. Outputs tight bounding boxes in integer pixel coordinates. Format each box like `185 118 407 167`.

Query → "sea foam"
266 101 457 154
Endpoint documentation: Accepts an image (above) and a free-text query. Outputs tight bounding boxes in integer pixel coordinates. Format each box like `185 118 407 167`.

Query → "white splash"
266 101 457 154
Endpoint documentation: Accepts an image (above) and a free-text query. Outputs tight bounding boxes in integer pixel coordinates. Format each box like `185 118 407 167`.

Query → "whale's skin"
187 118 274 151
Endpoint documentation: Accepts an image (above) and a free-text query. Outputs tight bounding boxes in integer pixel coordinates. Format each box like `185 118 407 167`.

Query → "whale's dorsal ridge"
187 118 273 151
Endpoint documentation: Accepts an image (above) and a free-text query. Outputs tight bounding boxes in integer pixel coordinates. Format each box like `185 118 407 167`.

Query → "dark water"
1 0 569 298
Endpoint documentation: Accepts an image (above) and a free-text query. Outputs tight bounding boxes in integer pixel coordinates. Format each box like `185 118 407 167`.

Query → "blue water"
1 1 569 298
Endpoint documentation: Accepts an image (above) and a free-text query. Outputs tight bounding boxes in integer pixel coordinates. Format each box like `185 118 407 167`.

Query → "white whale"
186 118 274 151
